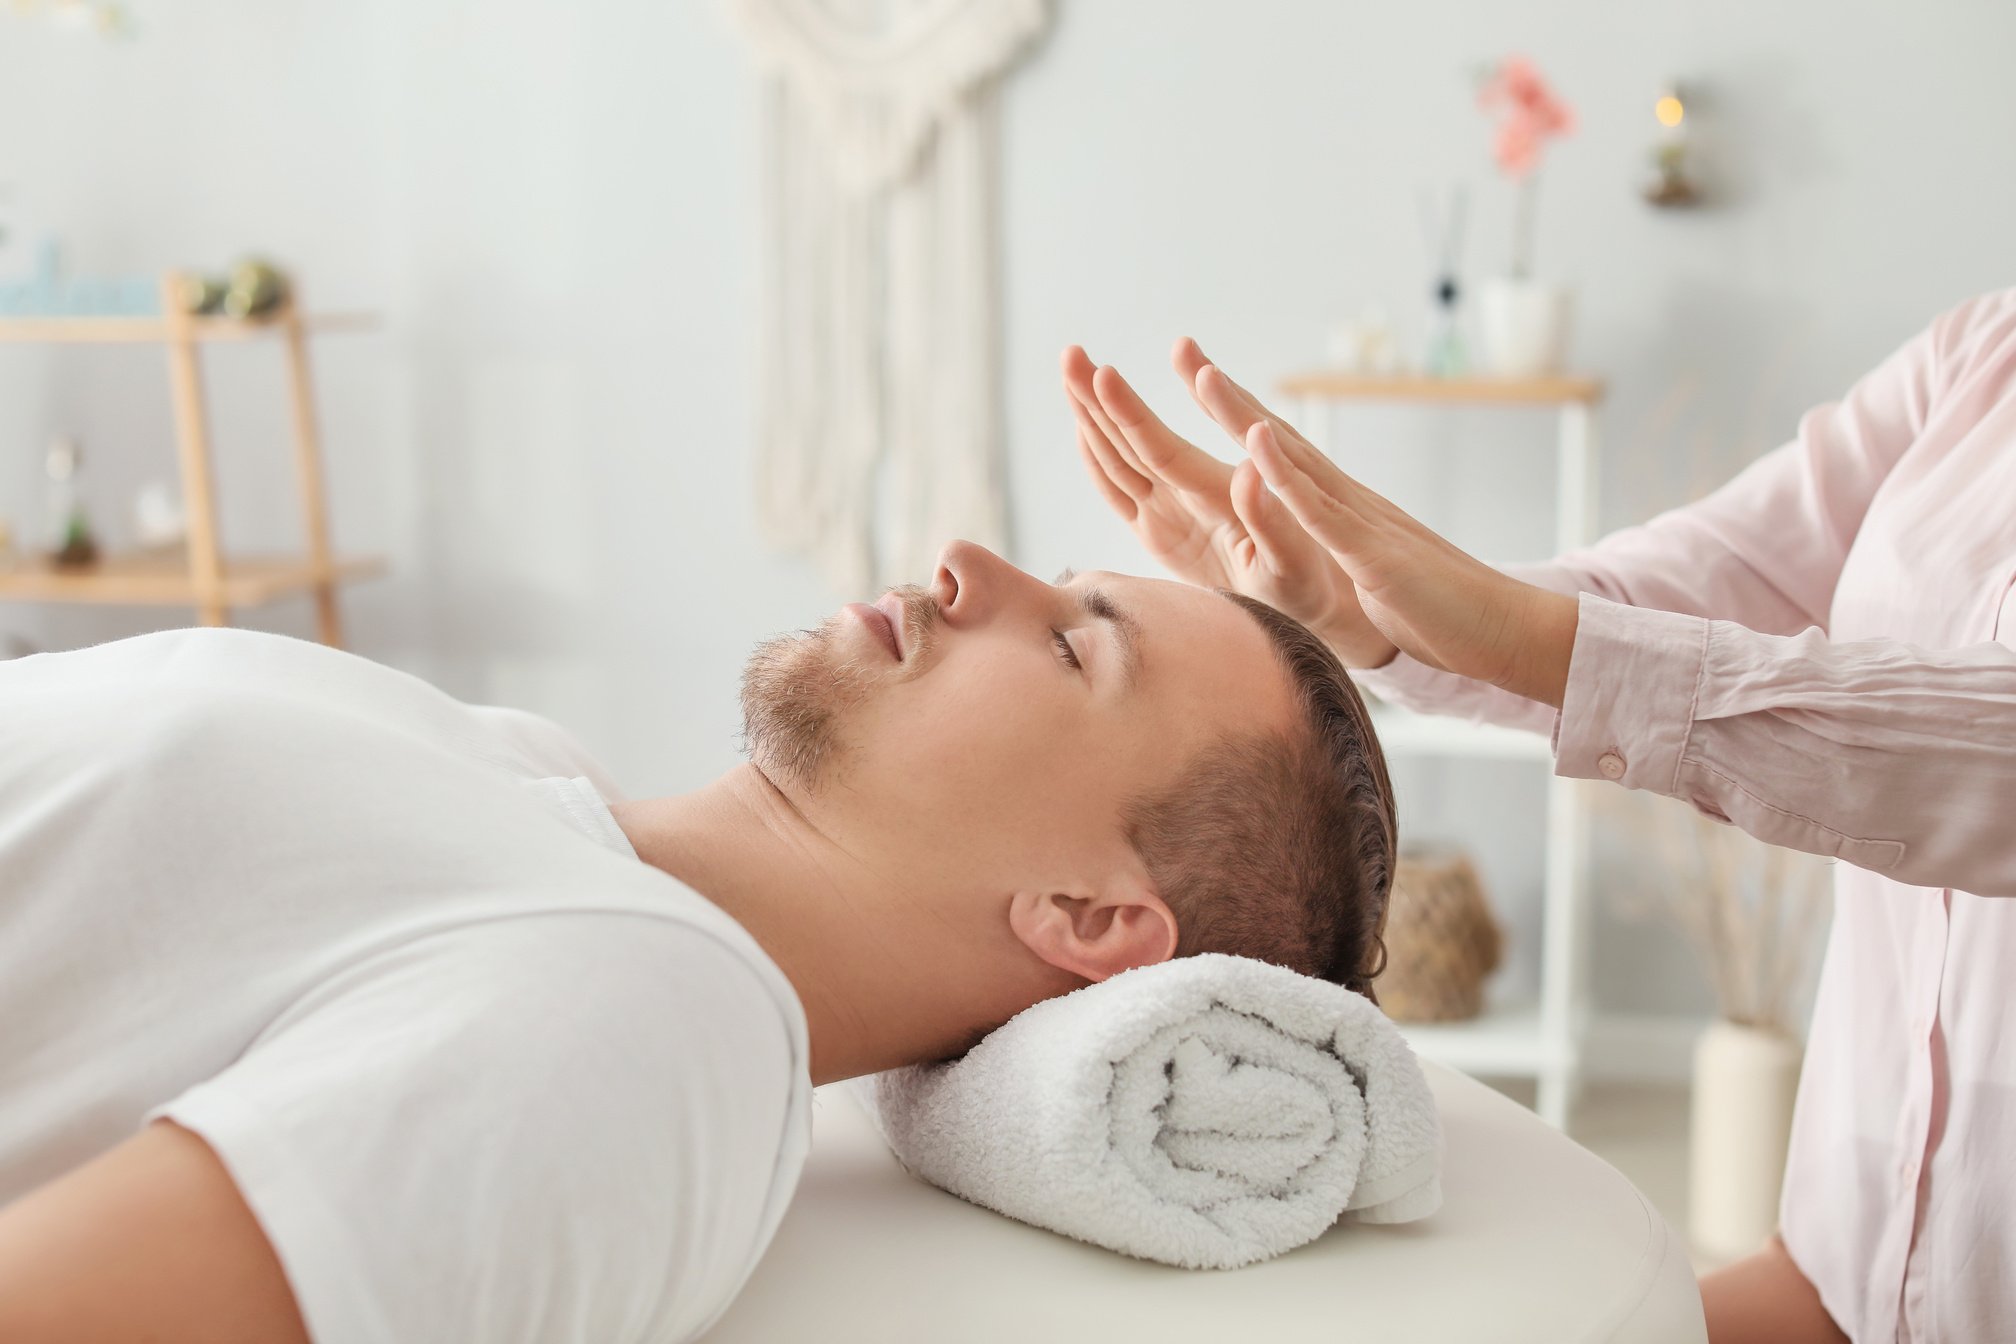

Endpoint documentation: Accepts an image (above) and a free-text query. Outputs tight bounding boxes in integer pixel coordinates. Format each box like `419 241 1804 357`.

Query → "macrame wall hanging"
733 0 1049 594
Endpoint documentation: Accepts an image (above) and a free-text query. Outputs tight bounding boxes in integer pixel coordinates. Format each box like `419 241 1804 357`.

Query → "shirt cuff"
1553 593 1708 795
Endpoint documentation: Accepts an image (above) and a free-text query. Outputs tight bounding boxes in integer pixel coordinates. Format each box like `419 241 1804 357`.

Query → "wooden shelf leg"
161 273 228 628
281 297 343 649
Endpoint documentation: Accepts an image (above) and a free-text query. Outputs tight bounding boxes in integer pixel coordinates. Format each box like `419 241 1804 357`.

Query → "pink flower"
1478 56 1575 180
1494 119 1539 177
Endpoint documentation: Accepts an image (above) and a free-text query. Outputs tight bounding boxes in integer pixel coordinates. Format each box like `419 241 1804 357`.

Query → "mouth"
872 592 909 660
843 601 902 662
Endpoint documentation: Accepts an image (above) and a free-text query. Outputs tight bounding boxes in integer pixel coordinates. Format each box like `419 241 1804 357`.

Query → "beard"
739 583 937 791
738 621 877 791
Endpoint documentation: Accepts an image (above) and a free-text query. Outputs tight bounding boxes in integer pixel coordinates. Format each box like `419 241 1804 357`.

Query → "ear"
1006 880 1179 984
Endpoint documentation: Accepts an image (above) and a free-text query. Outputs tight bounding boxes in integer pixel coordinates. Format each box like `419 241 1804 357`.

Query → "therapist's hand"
1204 370 1581 709
1062 343 1399 669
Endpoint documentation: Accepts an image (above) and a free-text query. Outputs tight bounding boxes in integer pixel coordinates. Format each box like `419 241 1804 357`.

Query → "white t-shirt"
0 628 813 1344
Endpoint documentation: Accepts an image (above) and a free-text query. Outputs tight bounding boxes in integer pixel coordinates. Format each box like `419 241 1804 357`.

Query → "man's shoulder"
143 908 811 1344
380 908 808 1087
6 626 439 723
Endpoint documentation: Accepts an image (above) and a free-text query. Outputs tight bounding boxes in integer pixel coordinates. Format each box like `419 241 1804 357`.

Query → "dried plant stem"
1702 821 1747 1019
1764 851 1830 1032
1599 793 1832 1036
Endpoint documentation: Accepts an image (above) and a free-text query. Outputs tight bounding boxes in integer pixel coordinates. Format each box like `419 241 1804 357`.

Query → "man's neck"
608 764 1048 1085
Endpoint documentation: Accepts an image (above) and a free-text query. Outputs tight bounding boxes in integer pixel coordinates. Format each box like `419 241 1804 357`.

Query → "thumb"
1229 458 1297 577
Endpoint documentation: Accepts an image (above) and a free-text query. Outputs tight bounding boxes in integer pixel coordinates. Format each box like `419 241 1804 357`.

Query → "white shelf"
1402 1005 1707 1084
1396 1001 1566 1077
1293 383 1600 1128
1367 704 1552 762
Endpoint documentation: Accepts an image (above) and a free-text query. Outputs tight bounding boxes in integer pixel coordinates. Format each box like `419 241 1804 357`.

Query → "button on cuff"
1554 593 1708 796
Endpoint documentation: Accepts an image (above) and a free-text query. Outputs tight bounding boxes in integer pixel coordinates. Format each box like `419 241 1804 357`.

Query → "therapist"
1062 287 2016 1344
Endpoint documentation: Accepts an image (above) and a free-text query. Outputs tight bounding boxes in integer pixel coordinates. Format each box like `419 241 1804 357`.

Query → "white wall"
4 0 2011 1019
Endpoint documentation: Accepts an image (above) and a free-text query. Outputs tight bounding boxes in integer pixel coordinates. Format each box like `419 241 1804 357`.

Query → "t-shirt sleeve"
144 912 804 1344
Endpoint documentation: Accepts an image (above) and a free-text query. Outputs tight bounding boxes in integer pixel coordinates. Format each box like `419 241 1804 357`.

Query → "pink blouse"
1358 289 2016 1342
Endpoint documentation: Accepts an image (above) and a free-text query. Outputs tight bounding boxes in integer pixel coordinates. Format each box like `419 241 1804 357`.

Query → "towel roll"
858 953 1442 1270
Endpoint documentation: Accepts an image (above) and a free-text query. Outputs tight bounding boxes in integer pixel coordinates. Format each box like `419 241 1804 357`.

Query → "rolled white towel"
856 952 1442 1270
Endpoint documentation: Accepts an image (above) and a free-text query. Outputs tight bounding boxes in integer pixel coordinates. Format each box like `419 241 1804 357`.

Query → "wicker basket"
1377 849 1504 1023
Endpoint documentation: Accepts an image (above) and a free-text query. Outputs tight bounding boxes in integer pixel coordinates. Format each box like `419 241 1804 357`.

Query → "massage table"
703 1059 1707 1343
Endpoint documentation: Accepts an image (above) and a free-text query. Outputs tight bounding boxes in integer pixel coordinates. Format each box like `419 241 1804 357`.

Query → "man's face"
742 540 1296 894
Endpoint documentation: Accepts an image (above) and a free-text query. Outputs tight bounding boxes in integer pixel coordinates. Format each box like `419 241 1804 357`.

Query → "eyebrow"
1053 568 1144 690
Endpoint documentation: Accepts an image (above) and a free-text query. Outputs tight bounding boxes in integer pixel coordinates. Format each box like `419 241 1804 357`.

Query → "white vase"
1476 277 1573 378
1689 1019 1803 1261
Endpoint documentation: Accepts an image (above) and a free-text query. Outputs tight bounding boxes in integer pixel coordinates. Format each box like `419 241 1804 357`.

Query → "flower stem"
1512 174 1538 279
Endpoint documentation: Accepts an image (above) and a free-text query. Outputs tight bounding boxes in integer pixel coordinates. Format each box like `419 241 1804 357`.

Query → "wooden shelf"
0 272 379 645
0 311 377 344
1397 1000 1561 1077
0 549 386 607
1278 371 1603 405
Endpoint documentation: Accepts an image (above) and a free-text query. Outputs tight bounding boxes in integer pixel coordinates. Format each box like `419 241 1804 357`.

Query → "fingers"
1244 421 1370 560
1228 459 1291 577
1246 416 1370 509
1171 338 1266 424
1174 337 1237 429
1191 357 1309 462
1172 338 1373 532
1075 422 1138 520
1072 395 1151 505
1199 360 1312 447
1090 364 1233 500
1062 346 1152 503
1067 344 1237 510
1172 338 1319 463
1064 345 1157 479
1191 363 1265 441
1171 336 1246 410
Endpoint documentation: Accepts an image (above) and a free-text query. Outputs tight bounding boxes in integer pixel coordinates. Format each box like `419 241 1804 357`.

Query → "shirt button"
1597 751 1627 779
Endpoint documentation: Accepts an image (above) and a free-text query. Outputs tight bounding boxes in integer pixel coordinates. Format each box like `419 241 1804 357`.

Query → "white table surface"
704 1060 1708 1343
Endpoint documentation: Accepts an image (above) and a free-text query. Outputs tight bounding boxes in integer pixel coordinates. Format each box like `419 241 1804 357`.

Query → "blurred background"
2 0 2010 1264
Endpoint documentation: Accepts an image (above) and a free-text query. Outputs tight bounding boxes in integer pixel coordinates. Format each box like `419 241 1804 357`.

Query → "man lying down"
0 539 1394 1344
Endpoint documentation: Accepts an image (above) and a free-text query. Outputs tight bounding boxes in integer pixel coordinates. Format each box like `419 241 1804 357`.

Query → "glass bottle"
1424 274 1468 378
44 435 100 569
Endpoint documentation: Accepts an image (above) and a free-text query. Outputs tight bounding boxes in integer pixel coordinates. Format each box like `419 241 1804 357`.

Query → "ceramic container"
1689 1018 1803 1261
1477 276 1573 378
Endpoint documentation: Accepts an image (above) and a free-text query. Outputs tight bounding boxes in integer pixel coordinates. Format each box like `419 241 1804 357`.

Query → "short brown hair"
1121 594 1397 1001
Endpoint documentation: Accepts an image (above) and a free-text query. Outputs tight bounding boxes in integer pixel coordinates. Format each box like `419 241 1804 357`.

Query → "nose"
932 539 1046 628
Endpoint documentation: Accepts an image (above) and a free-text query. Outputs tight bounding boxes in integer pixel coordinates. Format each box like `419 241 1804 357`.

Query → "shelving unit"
1280 371 1603 1128
0 273 384 647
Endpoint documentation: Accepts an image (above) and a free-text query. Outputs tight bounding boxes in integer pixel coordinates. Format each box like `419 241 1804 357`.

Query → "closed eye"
1051 629 1083 671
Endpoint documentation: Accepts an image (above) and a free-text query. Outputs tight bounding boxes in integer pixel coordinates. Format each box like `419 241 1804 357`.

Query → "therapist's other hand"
1061 344 1399 669
1197 364 1579 709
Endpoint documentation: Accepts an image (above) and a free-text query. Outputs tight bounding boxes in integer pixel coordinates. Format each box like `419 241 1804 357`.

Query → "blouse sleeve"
1554 593 2016 897
1354 294 1977 731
